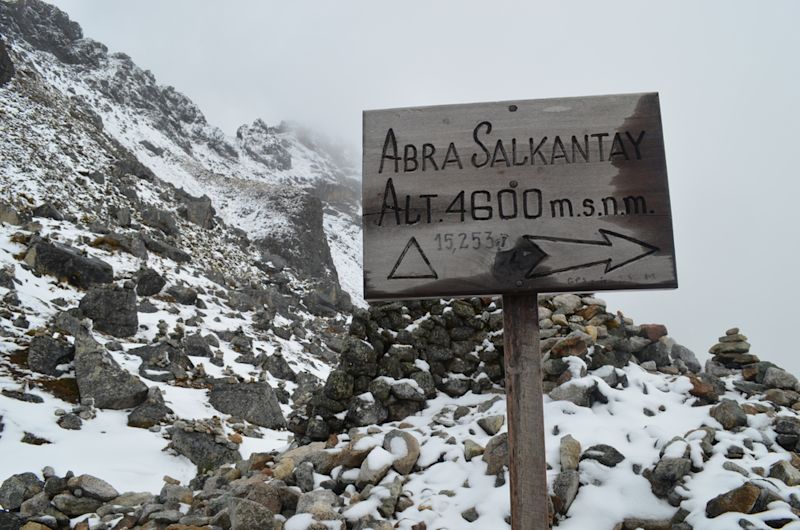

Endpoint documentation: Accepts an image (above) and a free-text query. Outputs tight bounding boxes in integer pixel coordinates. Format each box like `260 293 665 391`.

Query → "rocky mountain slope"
3 2 800 530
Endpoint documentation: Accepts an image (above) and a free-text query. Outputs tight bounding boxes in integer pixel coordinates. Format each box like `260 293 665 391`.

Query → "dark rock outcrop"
24 241 113 289
73 334 148 409
78 285 138 338
208 381 286 429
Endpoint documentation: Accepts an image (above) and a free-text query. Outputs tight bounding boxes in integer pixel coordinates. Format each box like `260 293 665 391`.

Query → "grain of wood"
503 293 550 530
362 92 677 301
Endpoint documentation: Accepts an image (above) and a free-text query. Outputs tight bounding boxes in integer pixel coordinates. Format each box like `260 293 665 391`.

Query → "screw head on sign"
515 280 523 287
510 180 518 188
508 104 518 112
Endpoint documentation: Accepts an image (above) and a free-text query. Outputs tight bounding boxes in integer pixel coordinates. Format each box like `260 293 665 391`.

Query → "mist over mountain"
2 2 800 530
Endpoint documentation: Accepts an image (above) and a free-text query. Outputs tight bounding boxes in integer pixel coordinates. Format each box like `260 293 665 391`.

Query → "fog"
50 0 800 371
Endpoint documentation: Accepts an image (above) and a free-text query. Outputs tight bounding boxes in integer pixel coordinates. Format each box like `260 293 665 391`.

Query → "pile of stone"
0 426 430 530
290 293 702 444
708 327 759 368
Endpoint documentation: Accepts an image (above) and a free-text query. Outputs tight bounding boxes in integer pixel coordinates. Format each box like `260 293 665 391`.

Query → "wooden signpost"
362 93 677 529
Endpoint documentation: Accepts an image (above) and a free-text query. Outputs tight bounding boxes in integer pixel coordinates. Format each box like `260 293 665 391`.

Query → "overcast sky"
51 0 800 372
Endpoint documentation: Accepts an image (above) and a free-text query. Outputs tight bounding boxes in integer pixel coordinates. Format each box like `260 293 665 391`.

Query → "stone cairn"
708 327 759 368
289 294 702 445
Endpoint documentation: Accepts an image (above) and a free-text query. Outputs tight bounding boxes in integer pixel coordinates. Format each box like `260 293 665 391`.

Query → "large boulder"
0 473 43 511
176 189 216 229
169 428 240 472
78 285 138 337
24 241 113 288
73 334 148 409
134 268 165 296
26 335 74 375
140 234 190 263
141 206 179 236
208 382 286 429
127 387 173 428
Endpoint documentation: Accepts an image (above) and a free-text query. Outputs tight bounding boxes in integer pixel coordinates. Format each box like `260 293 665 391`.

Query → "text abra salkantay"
378 121 647 173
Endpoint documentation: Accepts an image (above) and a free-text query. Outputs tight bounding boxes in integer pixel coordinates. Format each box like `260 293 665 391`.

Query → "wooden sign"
362 92 677 301
361 93 678 530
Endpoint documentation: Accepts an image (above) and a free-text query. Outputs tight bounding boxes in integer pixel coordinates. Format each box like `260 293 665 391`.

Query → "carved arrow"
521 229 659 279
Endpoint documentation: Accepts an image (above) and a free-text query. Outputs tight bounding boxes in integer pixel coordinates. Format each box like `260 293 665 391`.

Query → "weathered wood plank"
502 293 549 530
362 92 677 301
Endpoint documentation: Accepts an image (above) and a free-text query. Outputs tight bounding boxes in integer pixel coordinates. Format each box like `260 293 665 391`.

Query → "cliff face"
0 0 362 302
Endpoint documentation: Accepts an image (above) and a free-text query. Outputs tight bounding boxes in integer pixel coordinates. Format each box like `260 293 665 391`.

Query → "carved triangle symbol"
387 237 438 280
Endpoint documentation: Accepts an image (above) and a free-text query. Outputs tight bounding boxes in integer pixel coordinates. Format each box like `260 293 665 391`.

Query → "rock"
73 334 148 409
560 435 581 471
208 382 285 429
553 470 580 514
24 241 113 288
160 483 193 504
0 37 12 86
461 507 479 522
0 389 43 404
769 460 800 486
687 373 721 404
483 433 509 475
141 206 179 236
549 380 599 407
90 232 148 259
26 335 73 375
383 429 420 475
57 413 82 430
549 331 591 359
705 482 760 518
18 491 49 518
0 473 43 511
637 339 671 367
357 446 394 487
228 497 274 530
0 200 25 225
552 294 582 314
264 353 296 382
0 511 21 530
652 458 692 484
391 381 425 402
175 190 216 229
32 203 64 221
51 493 102 517
340 338 378 376
67 474 118 501
710 399 747 430
464 440 485 461
296 489 339 517
670 344 700 373
710 341 751 354
581 444 625 467
477 415 505 436
294 461 315 492
763 367 799 390
131 342 194 382
242 482 282 514
134 268 166 296
184 333 213 358
128 386 173 428
78 286 138 337
141 235 191 263
323 370 354 401
166 285 198 305
346 393 388 427
169 428 240 472
640 324 668 342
